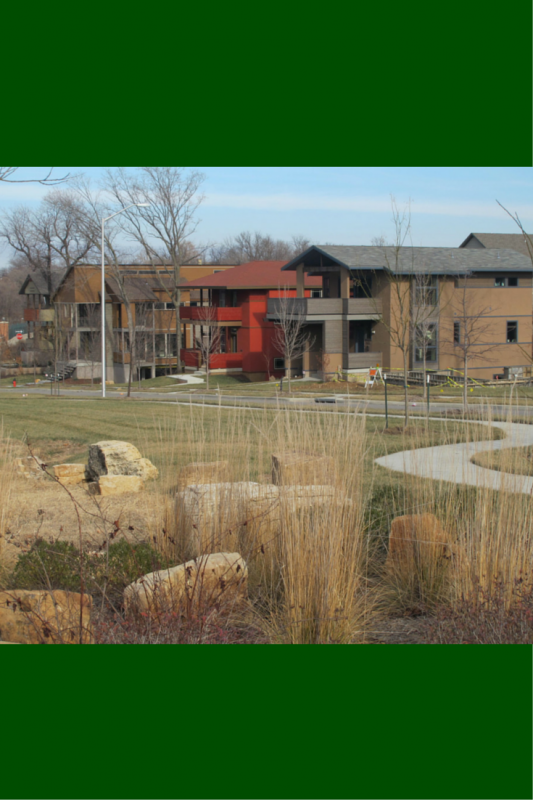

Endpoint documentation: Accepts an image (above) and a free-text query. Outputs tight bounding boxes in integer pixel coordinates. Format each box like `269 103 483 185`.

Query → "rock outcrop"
0 590 93 644
87 441 158 482
124 552 247 613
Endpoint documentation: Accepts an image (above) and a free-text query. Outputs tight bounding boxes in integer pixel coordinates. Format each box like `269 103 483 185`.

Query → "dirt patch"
3 476 157 566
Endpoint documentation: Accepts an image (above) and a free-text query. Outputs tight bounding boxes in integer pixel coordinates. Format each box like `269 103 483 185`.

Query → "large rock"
124 552 247 613
245 484 350 553
14 456 46 480
176 482 260 553
98 475 144 496
271 452 337 486
178 461 230 489
387 513 451 570
87 441 158 482
53 464 87 486
0 590 92 644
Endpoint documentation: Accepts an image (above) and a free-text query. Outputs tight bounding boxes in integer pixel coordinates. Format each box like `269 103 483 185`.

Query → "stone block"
0 590 92 644
14 456 46 480
53 464 87 485
271 452 337 486
124 552 247 614
387 513 451 570
178 461 230 489
98 475 145 496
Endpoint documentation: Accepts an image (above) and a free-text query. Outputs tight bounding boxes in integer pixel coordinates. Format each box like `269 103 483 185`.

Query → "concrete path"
375 420 533 494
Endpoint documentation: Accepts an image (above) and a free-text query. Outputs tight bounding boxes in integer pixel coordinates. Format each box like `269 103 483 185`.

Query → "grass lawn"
472 445 533 476
0 393 503 476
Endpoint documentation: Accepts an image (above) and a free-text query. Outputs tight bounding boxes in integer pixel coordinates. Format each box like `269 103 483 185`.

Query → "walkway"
375 420 533 494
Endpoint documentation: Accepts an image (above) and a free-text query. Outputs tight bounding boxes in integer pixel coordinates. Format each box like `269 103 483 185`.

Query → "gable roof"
18 270 67 296
459 233 533 257
281 245 533 274
180 261 322 290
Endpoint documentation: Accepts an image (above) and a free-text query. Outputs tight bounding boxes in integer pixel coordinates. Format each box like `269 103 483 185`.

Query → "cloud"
204 192 533 220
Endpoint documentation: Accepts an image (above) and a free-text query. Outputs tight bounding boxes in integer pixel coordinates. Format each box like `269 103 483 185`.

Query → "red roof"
180 261 322 290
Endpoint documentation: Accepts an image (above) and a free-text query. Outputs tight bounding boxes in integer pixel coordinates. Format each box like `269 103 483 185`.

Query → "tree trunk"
463 354 468 409
403 353 409 426
126 305 134 399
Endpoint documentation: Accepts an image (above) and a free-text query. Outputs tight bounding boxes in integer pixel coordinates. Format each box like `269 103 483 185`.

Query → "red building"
180 261 322 379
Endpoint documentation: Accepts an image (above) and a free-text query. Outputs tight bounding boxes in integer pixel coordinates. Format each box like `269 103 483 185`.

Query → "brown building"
273 244 533 381
19 263 236 381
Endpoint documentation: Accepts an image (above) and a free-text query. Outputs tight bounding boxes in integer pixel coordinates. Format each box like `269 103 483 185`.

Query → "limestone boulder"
245 484 351 552
0 590 92 644
387 513 451 570
98 475 144 496
178 460 230 489
14 456 46 480
271 452 337 486
124 552 247 613
176 482 259 554
87 441 158 481
53 464 87 486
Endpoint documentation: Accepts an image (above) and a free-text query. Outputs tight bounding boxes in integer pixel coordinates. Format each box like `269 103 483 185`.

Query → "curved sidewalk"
374 420 533 494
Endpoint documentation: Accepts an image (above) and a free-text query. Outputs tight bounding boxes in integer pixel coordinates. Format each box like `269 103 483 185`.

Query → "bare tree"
442 274 498 407
132 302 155 389
0 190 95 293
0 168 70 185
412 271 441 401
73 178 138 396
366 201 417 425
103 167 206 362
272 290 313 393
194 305 221 391
209 232 310 264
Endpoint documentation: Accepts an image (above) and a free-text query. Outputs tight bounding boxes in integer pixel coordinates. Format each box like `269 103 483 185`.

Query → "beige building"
273 243 533 381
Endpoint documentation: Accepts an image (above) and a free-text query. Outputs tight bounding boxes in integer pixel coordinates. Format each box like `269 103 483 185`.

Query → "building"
182 245 533 382
460 232 532 257
179 261 322 379
19 263 236 382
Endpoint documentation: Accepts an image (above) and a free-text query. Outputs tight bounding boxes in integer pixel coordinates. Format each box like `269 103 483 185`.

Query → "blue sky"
1 167 532 267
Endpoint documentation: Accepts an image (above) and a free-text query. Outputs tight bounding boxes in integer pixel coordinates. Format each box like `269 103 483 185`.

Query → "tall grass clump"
142 400 376 642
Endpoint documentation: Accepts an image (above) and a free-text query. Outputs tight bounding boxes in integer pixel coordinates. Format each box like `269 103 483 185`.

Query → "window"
219 289 226 308
507 321 518 343
155 334 166 357
414 276 438 306
229 290 238 307
310 289 322 298
414 323 438 363
495 276 519 287
230 327 238 353
274 357 285 370
453 322 460 344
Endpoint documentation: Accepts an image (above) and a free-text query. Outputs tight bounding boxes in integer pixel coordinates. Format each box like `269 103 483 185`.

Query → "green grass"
0 394 503 479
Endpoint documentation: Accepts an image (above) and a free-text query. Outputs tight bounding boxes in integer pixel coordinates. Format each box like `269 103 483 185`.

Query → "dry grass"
0 393 530 642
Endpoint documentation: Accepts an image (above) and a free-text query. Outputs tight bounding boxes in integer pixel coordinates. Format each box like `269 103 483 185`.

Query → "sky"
1 166 532 268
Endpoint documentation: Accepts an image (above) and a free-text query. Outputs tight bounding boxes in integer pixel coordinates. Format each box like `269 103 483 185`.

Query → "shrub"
8 538 171 610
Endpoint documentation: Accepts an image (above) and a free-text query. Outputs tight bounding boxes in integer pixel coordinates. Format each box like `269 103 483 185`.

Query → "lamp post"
101 204 149 398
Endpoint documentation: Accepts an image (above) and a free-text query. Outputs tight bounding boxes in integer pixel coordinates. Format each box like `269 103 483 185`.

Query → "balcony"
180 306 242 323
267 297 382 320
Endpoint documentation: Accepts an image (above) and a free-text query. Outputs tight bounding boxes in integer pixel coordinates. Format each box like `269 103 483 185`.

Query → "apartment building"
180 243 533 381
19 263 235 381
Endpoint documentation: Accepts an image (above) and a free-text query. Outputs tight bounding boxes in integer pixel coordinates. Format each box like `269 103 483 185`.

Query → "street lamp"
101 204 150 398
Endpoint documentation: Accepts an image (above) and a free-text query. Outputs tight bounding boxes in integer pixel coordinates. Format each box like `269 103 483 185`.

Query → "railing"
180 306 242 322
267 297 382 317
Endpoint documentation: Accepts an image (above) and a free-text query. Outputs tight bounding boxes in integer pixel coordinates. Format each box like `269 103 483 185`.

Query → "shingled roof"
18 270 67 296
281 245 533 275
459 233 533 257
180 261 322 289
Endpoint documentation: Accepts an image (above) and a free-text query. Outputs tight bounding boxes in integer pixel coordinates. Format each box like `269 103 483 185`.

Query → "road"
2 384 533 420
